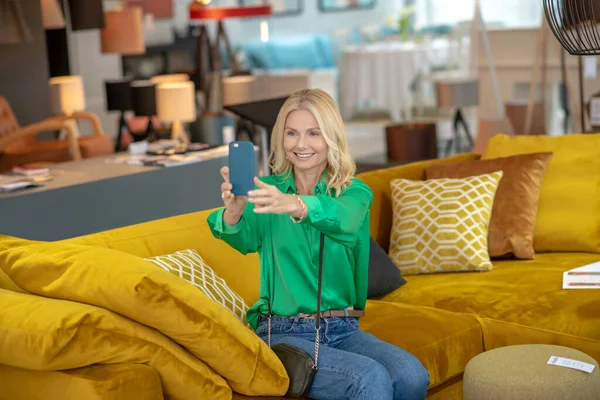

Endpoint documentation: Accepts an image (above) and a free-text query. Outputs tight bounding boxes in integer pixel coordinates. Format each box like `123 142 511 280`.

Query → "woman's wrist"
223 208 242 226
289 194 307 222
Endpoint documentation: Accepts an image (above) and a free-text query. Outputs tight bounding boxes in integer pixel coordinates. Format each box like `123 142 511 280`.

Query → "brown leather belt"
298 308 365 318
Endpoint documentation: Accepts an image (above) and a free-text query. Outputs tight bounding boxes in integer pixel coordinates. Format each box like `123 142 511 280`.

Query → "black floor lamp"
544 0 600 133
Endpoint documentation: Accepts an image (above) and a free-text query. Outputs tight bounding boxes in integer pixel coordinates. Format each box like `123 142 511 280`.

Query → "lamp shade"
435 78 479 109
156 81 197 122
0 0 33 45
41 0 65 29
150 74 190 85
544 0 600 55
67 0 105 31
131 80 156 116
222 76 259 106
49 75 86 115
100 7 145 55
105 79 133 112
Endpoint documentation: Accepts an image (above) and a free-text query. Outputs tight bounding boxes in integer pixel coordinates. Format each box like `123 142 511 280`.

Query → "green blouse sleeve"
300 179 373 247
353 234 369 313
207 203 262 255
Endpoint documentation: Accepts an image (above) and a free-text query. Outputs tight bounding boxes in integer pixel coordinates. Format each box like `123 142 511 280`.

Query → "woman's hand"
220 166 247 225
248 177 304 218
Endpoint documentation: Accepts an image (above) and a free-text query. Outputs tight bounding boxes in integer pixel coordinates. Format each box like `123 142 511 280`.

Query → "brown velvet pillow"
425 152 553 259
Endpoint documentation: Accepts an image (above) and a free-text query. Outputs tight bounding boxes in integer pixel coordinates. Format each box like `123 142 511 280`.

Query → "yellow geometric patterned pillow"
146 249 250 327
389 171 503 275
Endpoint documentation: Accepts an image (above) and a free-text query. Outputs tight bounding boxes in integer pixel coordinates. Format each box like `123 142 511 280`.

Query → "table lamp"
150 74 190 85
49 75 86 139
131 80 157 136
105 79 133 150
41 0 66 30
222 75 259 106
156 81 197 143
100 6 145 55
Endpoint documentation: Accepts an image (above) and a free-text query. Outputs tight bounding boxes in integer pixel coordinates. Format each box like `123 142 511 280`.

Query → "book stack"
0 166 52 192
12 165 51 176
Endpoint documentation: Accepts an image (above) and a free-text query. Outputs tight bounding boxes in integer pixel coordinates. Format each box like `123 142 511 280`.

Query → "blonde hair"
269 88 356 196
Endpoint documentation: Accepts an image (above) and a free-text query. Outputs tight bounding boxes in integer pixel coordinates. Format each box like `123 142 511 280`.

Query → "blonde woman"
208 89 429 400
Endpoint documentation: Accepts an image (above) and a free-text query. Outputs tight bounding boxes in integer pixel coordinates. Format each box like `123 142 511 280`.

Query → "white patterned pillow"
389 171 503 275
146 249 250 327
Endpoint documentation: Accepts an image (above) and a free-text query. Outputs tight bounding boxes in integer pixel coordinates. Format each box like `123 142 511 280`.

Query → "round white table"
339 39 454 121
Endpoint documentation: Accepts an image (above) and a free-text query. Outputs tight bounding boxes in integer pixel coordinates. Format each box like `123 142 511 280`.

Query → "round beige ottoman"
464 345 600 400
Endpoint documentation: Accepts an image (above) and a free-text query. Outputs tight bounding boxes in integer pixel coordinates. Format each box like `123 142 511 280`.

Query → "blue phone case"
228 141 255 196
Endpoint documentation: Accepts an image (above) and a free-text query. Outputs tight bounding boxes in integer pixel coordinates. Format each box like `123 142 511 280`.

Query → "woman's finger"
220 166 230 182
254 177 270 189
248 188 271 198
248 196 271 204
221 182 232 192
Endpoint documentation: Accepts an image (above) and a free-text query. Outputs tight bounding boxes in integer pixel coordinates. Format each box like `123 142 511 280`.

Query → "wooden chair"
0 96 114 172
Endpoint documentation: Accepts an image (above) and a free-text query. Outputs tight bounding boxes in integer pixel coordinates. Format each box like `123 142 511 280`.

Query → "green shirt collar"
277 170 328 195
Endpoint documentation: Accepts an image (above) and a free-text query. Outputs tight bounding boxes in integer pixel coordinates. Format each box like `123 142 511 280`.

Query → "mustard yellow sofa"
0 134 598 400
358 133 600 373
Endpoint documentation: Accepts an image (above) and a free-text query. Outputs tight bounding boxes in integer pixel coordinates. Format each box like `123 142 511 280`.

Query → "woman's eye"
286 131 296 136
309 131 320 136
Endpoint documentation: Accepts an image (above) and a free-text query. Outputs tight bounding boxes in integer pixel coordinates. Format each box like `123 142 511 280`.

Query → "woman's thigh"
333 326 430 400
266 334 395 400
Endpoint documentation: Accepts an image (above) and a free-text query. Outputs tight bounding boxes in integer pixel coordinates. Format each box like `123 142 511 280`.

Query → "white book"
563 262 600 289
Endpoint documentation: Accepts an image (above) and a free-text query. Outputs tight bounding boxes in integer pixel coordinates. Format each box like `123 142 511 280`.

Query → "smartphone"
228 141 255 196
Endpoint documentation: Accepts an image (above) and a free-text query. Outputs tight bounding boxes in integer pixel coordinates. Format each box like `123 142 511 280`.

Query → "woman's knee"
350 360 394 400
390 357 430 400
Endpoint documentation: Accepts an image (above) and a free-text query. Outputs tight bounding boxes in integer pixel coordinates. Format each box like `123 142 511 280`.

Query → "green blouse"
207 173 373 330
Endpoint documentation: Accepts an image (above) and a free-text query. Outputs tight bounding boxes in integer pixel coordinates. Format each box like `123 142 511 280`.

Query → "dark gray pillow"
367 237 406 298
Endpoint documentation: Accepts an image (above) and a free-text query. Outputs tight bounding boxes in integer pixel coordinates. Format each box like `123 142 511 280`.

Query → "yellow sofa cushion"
0 236 289 397
360 300 484 389
0 289 230 400
381 252 600 362
0 364 163 400
145 249 250 327
357 153 480 251
389 171 503 275
482 133 600 253
61 210 262 307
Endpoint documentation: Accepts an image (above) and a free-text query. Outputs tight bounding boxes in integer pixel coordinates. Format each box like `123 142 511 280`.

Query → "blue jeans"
256 315 430 400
